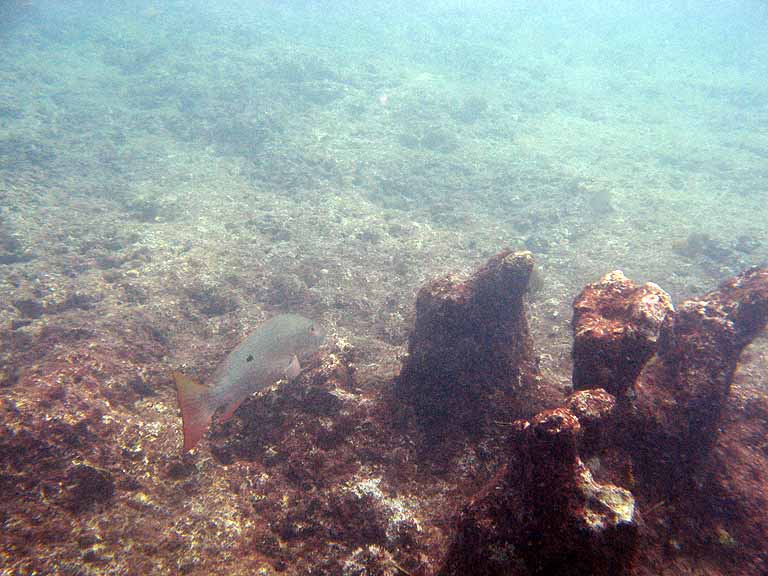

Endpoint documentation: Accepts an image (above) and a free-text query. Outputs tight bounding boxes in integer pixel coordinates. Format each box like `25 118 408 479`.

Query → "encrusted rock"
566 388 616 424
566 388 616 452
572 271 673 396
395 250 541 459
335 475 422 550
64 464 115 513
437 406 637 576
2 231 766 576
630 266 768 487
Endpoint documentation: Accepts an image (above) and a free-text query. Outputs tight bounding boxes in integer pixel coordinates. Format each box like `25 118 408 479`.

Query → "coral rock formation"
572 271 673 396
436 265 768 576
394 250 542 462
628 266 768 487
2 243 767 576
437 402 637 576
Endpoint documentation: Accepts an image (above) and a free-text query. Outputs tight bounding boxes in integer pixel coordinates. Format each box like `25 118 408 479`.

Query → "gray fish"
173 314 325 451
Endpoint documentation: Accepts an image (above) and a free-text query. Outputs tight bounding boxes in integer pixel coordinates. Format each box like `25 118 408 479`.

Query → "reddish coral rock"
572 271 673 396
437 407 637 576
566 388 616 452
395 250 543 461
703 392 768 576
436 268 768 576
566 388 616 424
630 266 768 487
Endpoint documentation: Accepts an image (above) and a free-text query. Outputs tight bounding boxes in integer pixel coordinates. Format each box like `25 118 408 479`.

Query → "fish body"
174 314 325 451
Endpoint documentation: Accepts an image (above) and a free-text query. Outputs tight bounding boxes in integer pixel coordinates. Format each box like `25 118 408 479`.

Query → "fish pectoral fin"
217 397 246 424
285 354 302 379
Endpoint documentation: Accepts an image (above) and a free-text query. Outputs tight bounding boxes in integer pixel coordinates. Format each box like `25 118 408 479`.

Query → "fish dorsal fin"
285 354 301 379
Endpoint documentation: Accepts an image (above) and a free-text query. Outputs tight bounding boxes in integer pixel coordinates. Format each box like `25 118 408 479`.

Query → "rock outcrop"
394 250 545 463
437 398 637 576
628 266 768 489
435 265 768 576
3 247 767 576
572 271 673 396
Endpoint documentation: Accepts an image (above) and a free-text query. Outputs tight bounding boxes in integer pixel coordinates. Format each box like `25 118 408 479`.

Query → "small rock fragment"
566 388 616 452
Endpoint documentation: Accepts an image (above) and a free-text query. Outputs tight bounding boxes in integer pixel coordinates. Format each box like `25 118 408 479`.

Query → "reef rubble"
1 252 767 575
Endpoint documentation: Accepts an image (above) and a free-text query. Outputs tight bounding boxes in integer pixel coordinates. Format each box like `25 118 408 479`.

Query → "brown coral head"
527 408 581 465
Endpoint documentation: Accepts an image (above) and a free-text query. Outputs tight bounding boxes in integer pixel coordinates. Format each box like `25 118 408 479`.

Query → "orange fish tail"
173 372 214 452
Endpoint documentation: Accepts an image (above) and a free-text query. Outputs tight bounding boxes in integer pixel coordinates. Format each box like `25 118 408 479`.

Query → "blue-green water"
2 2 765 293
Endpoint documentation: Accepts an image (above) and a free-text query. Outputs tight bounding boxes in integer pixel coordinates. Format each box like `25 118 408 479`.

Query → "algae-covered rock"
64 464 115 513
572 270 673 396
437 406 638 576
395 250 545 464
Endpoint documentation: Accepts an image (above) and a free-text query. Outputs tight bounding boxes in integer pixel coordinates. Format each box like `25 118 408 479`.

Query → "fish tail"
173 372 214 452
